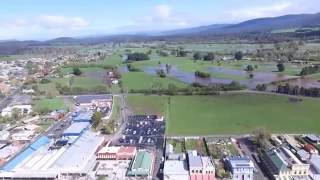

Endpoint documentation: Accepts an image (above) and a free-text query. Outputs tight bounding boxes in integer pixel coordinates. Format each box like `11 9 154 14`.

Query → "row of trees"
276 83 320 97
127 52 150 61
55 83 109 95
193 51 244 61
300 65 320 76
129 81 244 95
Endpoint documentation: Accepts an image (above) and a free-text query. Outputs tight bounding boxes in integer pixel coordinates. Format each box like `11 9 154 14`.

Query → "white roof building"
163 160 189 180
226 156 254 180
11 130 35 141
1 105 32 117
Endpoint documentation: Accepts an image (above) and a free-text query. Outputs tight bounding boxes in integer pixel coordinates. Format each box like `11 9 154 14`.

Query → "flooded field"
144 65 296 89
286 77 320 88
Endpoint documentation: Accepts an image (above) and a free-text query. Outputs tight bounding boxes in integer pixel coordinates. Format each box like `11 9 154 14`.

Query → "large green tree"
91 111 102 128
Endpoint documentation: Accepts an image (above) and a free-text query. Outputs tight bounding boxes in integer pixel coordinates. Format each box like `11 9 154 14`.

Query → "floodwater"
144 65 297 89
286 77 320 88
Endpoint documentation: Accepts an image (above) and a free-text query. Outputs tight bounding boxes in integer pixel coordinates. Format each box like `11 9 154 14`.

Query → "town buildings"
225 156 254 180
260 147 310 180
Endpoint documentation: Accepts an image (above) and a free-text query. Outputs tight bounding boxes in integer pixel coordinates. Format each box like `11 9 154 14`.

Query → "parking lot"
115 115 165 149
113 115 165 180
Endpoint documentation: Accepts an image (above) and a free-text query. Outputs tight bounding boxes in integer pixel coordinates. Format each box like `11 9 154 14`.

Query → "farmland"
126 93 320 135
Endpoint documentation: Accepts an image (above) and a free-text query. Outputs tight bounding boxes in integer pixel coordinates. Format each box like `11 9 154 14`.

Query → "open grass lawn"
38 76 108 93
168 94 320 135
33 97 67 112
126 94 320 135
59 67 104 75
126 95 168 115
121 72 187 91
109 96 120 122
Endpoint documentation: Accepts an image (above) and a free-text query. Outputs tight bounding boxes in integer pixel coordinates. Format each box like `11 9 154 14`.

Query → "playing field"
126 94 320 135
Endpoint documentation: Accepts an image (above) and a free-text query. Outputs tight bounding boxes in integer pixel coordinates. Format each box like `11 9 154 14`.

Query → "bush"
157 69 166 78
235 51 243 60
40 78 51 84
203 52 215 61
73 67 82 76
277 63 285 72
195 71 211 78
127 64 142 72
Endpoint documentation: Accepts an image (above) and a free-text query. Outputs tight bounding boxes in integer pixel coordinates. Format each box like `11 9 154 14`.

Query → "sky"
0 0 319 40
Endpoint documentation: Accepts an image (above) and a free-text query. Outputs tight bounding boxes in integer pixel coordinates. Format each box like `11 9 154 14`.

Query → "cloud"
223 0 320 22
3 15 89 30
155 5 172 19
120 4 190 32
0 15 89 40
37 16 88 29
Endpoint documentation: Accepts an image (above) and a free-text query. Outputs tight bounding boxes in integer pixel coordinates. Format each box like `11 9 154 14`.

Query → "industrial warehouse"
0 113 104 179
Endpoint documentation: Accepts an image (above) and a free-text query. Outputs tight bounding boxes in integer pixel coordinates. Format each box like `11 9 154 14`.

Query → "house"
188 151 215 180
22 115 40 124
0 131 10 142
74 94 112 108
117 146 137 160
305 135 320 144
0 83 10 95
24 124 40 131
225 156 254 180
127 150 154 178
166 143 174 156
309 155 320 180
1 105 32 117
304 144 318 154
22 89 34 94
260 147 310 180
11 130 35 142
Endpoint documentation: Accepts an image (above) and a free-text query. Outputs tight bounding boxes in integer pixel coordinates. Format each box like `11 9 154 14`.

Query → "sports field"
126 94 320 135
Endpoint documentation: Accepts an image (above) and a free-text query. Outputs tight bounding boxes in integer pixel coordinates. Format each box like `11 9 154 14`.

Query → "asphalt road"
237 138 268 180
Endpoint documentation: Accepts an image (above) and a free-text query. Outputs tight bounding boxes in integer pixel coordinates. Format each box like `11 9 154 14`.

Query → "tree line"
126 52 150 61
129 81 244 95
276 83 320 97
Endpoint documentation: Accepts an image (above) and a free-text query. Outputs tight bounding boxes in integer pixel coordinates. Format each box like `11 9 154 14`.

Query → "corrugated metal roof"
73 112 92 122
2 136 50 171
50 131 104 172
63 122 90 136
128 151 153 176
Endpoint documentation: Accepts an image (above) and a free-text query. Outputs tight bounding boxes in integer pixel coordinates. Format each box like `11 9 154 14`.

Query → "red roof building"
96 146 137 160
304 144 318 154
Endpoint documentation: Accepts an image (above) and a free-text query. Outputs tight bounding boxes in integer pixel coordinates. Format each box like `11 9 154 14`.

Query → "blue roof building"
2 136 50 171
62 122 90 137
73 112 92 122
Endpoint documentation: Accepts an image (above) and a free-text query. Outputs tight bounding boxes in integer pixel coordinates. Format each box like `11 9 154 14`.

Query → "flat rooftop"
50 130 104 172
164 160 188 175
74 94 112 104
96 160 130 178
228 156 254 169
63 122 90 135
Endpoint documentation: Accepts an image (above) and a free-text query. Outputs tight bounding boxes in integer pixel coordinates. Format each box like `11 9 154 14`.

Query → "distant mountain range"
175 13 320 34
0 12 319 47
